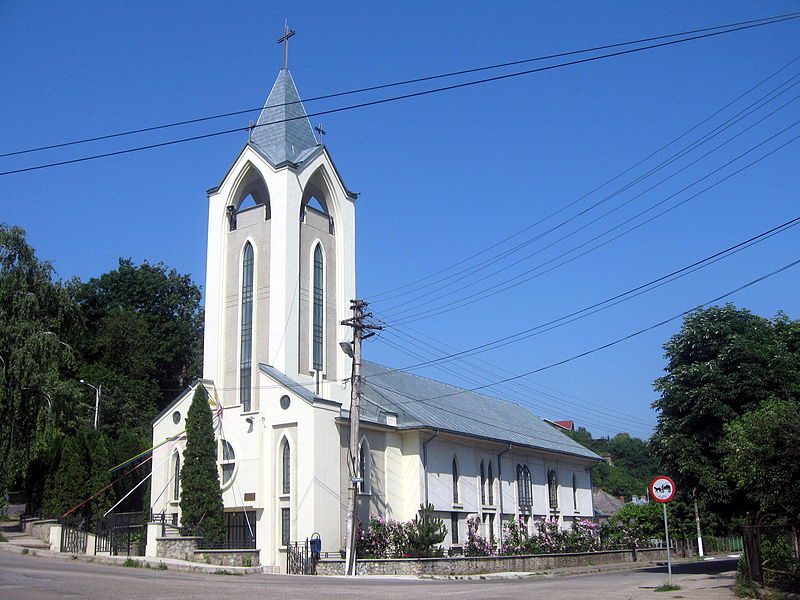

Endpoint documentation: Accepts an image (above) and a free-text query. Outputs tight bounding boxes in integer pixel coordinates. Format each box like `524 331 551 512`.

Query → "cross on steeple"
315 123 326 144
277 20 296 69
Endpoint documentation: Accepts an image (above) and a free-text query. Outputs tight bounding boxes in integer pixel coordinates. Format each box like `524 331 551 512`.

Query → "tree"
722 398 800 516
0 224 84 499
651 304 800 529
407 503 446 557
75 258 203 437
179 386 225 544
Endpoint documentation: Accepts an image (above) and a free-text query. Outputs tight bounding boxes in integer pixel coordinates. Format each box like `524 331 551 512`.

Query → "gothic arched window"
487 462 494 506
548 469 559 509
358 439 371 494
282 440 291 495
240 242 254 411
479 461 486 505
572 473 578 511
312 244 324 372
172 452 181 501
517 464 532 509
452 457 460 504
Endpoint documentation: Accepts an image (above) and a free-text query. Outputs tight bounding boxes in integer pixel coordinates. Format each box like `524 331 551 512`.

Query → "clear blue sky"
3 1 799 439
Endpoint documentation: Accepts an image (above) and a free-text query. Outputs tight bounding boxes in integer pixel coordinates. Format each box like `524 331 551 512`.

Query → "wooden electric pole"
341 299 382 576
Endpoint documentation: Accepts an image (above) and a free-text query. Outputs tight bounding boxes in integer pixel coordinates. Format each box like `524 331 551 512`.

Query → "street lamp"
79 379 101 430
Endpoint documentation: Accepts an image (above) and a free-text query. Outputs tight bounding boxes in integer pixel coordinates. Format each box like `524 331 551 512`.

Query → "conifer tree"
179 386 225 544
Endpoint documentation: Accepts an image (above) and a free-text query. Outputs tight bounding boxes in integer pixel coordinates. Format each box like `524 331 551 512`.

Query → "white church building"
149 62 600 571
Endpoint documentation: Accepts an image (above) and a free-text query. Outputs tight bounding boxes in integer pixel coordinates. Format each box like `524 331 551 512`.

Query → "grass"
0 533 7 542
21 548 29 554
122 558 143 568
212 570 243 576
654 583 681 592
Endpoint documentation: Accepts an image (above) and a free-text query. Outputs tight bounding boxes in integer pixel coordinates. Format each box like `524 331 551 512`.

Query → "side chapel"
149 57 600 571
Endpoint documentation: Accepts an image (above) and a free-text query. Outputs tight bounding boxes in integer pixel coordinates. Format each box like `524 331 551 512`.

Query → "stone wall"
23 519 58 545
155 537 259 567
315 548 669 576
194 549 260 567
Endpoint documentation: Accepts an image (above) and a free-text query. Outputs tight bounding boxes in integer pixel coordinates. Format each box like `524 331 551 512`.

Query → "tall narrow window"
281 507 290 546
357 441 371 494
517 464 532 509
172 453 180 501
312 244 324 372
282 441 291 495
548 469 559 509
572 473 578 511
240 242 254 411
480 461 486 505
450 513 459 544
487 462 494 506
452 457 459 504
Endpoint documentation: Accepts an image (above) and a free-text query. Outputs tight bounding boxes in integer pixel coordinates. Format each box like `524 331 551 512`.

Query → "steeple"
250 68 318 166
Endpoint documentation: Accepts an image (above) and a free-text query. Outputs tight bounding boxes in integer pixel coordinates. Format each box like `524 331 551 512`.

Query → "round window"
172 411 181 424
280 395 291 410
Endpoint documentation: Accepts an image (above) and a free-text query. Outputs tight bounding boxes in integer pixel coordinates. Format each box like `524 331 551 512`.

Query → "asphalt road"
0 552 738 600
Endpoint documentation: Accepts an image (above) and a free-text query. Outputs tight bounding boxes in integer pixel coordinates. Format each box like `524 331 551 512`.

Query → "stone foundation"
155 536 259 567
315 548 669 576
23 519 58 545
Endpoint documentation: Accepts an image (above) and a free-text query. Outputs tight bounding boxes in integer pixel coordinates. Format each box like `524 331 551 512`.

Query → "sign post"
649 476 676 586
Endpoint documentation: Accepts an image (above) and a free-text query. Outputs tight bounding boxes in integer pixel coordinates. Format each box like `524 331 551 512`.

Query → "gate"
95 512 145 556
60 524 87 554
286 539 317 575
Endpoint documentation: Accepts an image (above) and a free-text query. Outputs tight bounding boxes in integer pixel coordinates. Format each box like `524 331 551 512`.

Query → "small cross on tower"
315 123 326 144
277 20 296 68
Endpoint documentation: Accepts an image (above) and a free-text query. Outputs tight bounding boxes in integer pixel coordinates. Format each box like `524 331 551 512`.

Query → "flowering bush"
464 516 493 556
356 505 445 558
498 516 602 555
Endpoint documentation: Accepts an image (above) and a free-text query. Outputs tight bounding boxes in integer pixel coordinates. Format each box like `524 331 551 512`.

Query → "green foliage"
654 584 681 592
722 398 800 516
567 429 657 499
122 558 142 568
407 503 446 557
179 387 225 545
42 428 116 526
0 224 83 499
607 502 665 547
651 305 800 529
75 258 203 438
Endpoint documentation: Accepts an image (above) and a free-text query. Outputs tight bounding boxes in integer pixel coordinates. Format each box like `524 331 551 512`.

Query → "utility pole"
80 379 101 430
341 299 382 576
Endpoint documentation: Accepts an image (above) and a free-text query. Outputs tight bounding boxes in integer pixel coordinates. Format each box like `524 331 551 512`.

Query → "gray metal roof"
251 68 318 166
360 361 601 461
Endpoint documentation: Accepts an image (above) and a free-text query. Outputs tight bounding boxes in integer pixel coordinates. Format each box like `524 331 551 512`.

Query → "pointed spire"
250 68 318 166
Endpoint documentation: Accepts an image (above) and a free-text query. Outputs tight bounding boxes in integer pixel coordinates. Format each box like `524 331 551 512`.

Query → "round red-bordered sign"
649 476 676 503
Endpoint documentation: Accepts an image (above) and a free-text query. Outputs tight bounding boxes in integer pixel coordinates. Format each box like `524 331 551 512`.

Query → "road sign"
650 476 676 503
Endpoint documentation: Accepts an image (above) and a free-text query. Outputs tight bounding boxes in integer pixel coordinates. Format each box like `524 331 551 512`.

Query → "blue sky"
2 2 799 439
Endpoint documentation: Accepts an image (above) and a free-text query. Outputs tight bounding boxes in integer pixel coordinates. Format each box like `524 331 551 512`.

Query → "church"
148 55 600 571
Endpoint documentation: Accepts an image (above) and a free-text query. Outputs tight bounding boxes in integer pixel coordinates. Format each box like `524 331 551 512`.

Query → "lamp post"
79 379 101 430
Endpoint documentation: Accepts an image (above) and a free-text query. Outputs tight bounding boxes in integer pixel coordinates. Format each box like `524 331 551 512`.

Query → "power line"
3 14 799 177
367 53 800 302
377 214 800 372
384 119 800 324
3 11 798 160
377 78 800 317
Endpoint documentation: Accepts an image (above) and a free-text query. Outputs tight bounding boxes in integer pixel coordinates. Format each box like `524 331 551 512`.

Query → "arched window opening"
572 473 578 511
239 193 257 211
282 441 291 495
219 439 236 485
487 462 494 505
240 242 254 411
548 469 559 509
517 464 532 509
357 440 371 494
312 244 324 372
172 452 181 501
479 461 486 505
452 457 460 504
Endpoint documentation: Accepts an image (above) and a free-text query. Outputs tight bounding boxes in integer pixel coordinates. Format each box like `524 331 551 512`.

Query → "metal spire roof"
251 68 318 166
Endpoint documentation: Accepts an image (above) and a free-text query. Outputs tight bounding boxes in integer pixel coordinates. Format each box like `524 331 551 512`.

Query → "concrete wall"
315 548 669 576
155 536 259 567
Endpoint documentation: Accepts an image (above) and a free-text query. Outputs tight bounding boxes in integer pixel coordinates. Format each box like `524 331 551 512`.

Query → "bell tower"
202 62 356 408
